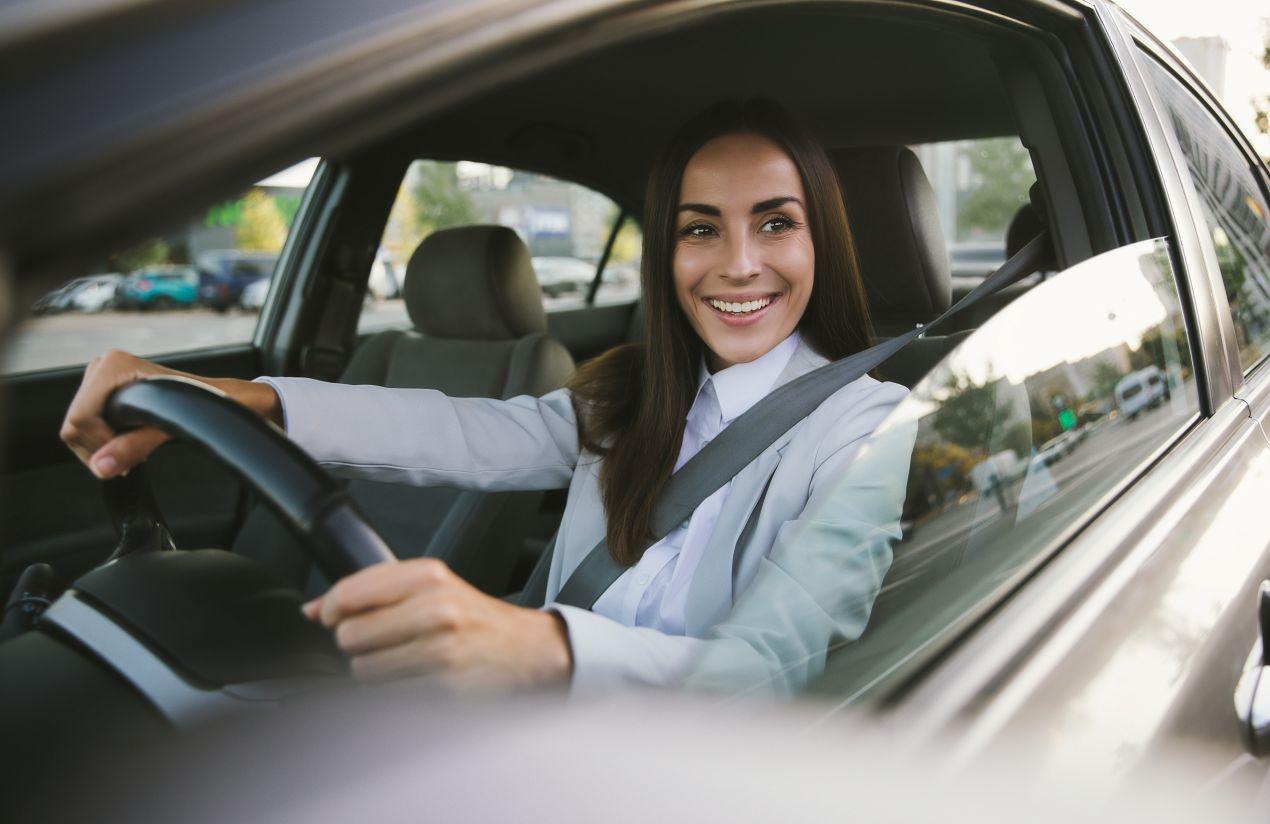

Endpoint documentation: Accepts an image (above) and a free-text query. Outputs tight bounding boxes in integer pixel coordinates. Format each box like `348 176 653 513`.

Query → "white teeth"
708 296 773 314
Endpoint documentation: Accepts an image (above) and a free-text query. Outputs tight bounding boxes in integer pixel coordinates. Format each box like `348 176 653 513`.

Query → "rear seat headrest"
404 225 547 340
831 146 951 328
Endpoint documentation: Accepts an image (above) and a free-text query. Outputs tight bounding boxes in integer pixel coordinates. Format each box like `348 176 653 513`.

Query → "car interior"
0 0 1168 739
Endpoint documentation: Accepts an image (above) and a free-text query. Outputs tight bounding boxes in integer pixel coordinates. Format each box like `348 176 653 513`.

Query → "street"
3 288 638 375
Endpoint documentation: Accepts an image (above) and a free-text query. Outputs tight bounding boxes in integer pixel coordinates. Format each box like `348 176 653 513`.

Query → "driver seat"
831 145 971 389
234 225 575 596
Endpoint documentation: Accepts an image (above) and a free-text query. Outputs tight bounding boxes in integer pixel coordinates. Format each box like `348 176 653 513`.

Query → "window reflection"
1139 55 1270 373
686 240 1199 702
822 241 1196 701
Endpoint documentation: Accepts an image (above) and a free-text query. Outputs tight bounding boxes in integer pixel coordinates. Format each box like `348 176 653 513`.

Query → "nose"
720 232 760 281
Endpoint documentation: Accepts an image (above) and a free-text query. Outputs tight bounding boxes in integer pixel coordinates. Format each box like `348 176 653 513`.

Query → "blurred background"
3 0 1266 378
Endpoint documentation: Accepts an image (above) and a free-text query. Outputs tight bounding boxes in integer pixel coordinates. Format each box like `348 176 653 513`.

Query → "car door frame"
1118 9 1270 421
867 0 1270 786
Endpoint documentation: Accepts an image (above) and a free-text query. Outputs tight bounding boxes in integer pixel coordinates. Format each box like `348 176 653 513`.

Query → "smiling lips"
703 292 782 326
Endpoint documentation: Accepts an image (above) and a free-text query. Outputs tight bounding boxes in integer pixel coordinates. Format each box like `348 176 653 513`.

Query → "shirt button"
635 574 651 586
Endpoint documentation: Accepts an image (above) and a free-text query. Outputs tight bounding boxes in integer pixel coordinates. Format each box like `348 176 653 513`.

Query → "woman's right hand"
60 350 181 479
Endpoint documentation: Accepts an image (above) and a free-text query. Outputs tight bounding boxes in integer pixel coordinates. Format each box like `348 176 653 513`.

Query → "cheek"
778 238 815 290
672 249 706 307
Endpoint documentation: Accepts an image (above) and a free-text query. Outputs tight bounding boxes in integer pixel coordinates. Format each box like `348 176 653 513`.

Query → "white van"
1115 366 1167 420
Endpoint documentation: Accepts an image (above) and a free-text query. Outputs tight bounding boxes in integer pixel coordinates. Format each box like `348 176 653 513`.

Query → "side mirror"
1234 581 1270 757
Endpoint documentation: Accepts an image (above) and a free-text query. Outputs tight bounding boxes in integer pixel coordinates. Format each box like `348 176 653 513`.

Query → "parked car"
1034 429 1082 466
195 250 277 311
30 274 121 315
239 276 270 311
2 0 1270 817
67 273 124 313
366 247 401 300
948 241 1006 280
29 278 86 315
115 266 199 310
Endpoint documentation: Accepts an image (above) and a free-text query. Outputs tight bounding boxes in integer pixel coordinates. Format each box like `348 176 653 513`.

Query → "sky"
1113 0 1269 156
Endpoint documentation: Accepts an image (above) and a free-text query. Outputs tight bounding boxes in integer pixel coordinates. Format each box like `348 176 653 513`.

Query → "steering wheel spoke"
102 377 397 579
102 467 177 561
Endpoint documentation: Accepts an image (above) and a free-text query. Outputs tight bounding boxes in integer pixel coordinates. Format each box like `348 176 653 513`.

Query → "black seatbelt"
521 233 1051 610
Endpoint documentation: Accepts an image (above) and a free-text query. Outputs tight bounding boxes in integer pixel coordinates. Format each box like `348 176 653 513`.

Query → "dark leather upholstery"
235 225 574 597
832 146 960 389
832 146 951 337
1006 201 1045 260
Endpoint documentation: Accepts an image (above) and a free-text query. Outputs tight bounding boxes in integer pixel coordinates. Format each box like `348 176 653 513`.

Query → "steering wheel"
101 376 397 580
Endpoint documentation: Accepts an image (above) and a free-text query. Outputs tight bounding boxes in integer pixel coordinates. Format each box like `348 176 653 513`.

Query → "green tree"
412 161 477 234
273 194 302 228
1088 359 1126 404
236 189 288 252
904 440 979 523
955 138 1033 241
931 369 1013 453
109 238 169 273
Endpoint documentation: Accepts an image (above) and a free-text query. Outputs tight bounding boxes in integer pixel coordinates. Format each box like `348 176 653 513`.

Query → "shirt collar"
695 332 802 424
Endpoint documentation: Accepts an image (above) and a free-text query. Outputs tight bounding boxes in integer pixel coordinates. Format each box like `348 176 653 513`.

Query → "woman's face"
673 132 814 372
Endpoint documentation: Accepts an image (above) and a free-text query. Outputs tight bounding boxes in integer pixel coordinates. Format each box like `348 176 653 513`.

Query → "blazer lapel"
684 440 787 634
683 339 829 635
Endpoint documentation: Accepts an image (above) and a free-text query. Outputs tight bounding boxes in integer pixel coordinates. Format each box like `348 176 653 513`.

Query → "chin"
709 337 776 369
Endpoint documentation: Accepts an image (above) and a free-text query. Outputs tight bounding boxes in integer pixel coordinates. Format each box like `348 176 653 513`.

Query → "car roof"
406 6 1020 209
0 0 1076 292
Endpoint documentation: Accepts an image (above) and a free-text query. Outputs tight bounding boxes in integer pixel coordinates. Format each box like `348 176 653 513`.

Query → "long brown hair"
569 99 873 566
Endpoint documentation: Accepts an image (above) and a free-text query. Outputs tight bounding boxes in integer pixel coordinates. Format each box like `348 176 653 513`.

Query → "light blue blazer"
261 339 914 696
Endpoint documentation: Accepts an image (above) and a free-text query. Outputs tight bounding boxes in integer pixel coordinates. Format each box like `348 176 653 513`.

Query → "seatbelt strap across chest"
522 233 1051 610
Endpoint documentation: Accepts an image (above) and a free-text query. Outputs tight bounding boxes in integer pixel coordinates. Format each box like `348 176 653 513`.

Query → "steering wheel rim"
102 376 397 580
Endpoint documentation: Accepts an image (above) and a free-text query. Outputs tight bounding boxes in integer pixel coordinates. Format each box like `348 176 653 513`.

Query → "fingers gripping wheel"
102 376 396 580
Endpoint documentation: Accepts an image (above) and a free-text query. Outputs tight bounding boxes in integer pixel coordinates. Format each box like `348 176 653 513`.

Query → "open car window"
3 159 319 376
682 239 1200 701
359 160 641 334
913 136 1037 283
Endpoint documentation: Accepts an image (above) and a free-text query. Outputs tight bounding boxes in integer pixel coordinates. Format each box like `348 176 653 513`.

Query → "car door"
0 158 326 597
849 4 1270 791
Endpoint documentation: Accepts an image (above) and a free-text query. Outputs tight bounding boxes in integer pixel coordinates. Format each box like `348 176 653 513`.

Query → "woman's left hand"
303 558 572 691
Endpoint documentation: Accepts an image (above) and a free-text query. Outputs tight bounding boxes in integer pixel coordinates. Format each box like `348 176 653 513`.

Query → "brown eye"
760 216 796 234
679 223 716 238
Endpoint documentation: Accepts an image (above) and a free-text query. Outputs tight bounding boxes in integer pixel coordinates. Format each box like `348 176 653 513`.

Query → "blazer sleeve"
256 377 580 491
548 381 915 698
684 397 917 696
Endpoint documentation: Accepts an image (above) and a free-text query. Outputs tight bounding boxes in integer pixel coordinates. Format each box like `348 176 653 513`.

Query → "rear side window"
1138 53 1270 375
6 159 315 375
360 160 641 334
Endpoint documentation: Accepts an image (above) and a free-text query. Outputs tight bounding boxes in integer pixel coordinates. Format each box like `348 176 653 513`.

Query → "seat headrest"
832 146 951 328
404 225 548 340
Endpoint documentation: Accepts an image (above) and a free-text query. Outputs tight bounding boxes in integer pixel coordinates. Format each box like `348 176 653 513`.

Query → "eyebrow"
676 196 804 217
751 196 802 213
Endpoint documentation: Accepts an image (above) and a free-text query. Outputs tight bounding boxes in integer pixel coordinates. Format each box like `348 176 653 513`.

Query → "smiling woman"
570 99 878 567
673 133 816 370
54 98 909 696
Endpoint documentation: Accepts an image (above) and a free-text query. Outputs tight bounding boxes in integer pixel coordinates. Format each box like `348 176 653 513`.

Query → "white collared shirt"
586 331 802 635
